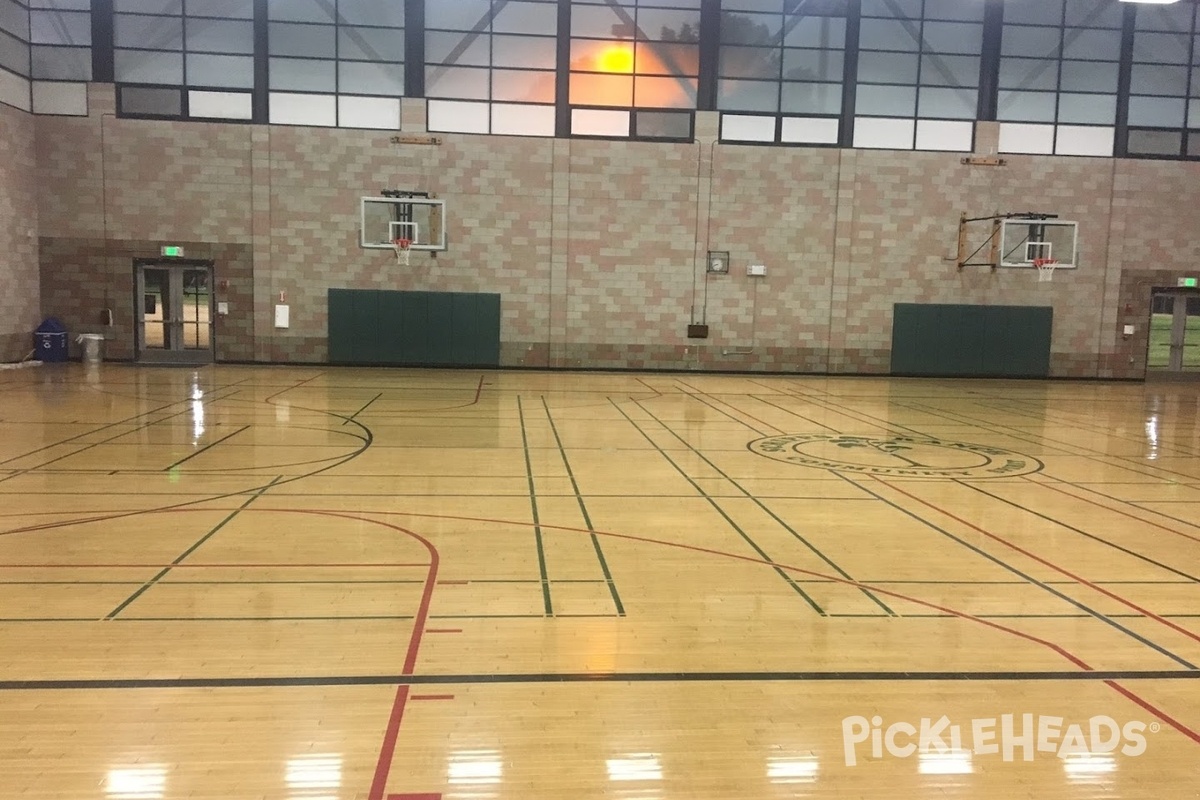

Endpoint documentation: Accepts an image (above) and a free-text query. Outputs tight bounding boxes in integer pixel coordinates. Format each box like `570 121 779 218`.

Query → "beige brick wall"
31 90 1193 376
0 100 39 362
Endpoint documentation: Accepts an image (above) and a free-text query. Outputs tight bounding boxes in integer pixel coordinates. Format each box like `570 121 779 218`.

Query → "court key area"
1 365 1199 798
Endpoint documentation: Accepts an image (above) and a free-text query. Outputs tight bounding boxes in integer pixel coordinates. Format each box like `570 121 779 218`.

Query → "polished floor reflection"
1 364 1198 798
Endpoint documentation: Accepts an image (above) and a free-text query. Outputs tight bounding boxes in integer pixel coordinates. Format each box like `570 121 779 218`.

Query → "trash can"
77 334 105 364
33 318 68 363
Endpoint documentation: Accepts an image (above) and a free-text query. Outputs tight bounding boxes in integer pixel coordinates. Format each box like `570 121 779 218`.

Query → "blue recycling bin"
34 318 68 363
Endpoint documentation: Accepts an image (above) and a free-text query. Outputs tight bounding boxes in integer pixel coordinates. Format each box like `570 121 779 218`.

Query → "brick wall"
32 88 1192 377
0 100 38 362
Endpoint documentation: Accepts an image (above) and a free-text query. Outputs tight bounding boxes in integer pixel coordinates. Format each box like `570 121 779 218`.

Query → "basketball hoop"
393 238 412 266
1034 258 1058 283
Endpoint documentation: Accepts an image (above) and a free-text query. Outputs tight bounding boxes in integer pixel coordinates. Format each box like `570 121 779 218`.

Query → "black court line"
516 396 553 616
770 386 1200 588
758 385 1200 632
973 397 1200 458
1 405 201 477
957 480 1200 583
541 397 625 616
0 404 375 541
104 476 284 620
163 425 251 471
750 395 840 433
0 580 431 586
262 371 325 404
842 474 1198 670
609 399 827 615
892 618 1200 623
877 399 1200 549
0 378 253 468
903 399 1200 484
635 397 897 616
10 610 1200 621
767 390 1200 667
3 669 1199 691
0 384 256 483
342 392 383 425
0 613 618 623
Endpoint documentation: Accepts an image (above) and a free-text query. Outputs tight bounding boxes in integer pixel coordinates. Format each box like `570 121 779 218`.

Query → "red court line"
875 477 1200 646
369 685 411 800
410 694 455 701
1106 680 1200 745
8 504 1200 765
1032 477 1200 545
281 512 440 800
317 506 1200 748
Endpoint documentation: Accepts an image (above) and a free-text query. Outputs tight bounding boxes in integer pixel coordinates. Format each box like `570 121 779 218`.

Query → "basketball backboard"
360 195 447 251
999 218 1077 268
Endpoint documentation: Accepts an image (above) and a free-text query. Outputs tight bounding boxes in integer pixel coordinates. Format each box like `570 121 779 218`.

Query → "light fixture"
1119 0 1181 5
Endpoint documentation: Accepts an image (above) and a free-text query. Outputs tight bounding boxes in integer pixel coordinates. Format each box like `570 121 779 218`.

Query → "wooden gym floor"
1 364 1198 798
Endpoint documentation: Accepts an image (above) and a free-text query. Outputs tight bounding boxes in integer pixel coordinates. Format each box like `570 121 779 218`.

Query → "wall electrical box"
747 264 766 277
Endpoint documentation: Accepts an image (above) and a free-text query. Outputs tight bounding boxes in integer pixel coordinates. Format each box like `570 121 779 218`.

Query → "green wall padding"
891 304 1053 377
328 289 501 366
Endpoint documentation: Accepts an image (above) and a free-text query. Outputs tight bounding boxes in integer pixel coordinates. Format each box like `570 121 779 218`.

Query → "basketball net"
1034 258 1057 283
393 238 412 266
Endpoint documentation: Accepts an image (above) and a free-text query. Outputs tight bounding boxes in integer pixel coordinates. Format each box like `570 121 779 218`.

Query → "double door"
136 262 214 364
1147 291 1200 377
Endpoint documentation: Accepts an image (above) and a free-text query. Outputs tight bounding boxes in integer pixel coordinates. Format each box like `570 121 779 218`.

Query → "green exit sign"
161 245 184 257
1180 277 1198 288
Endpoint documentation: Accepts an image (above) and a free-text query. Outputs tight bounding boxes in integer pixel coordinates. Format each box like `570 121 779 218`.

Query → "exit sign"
161 245 184 257
1179 277 1198 288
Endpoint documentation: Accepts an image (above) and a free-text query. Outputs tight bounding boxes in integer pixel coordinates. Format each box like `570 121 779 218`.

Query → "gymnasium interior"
2 0 1200 797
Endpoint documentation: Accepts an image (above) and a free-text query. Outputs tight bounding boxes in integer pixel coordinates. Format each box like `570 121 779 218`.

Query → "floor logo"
748 434 1043 478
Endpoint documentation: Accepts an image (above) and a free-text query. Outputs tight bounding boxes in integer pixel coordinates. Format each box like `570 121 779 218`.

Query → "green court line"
516 396 553 616
0 379 248 467
541 397 625 616
635 395 898 617
839 472 1197 671
6 578 1192 587
768 385 1200 585
103 476 284 620
749 395 842 434
958 480 1199 583
972 396 1200 458
442 578 610 584
749 387 1200 662
3 384 248 475
893 613 1200 620
902 399 1196 485
342 392 383 425
163 424 251 471
608 399 825 615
